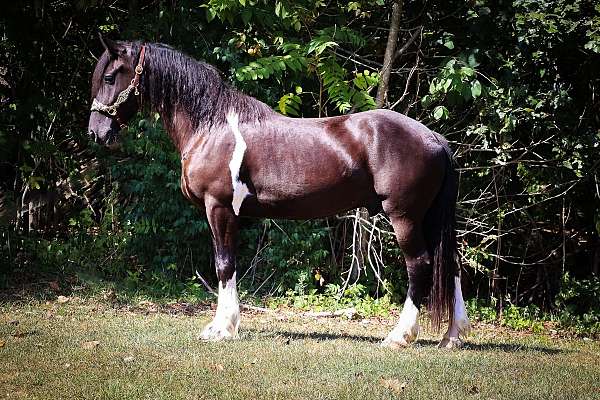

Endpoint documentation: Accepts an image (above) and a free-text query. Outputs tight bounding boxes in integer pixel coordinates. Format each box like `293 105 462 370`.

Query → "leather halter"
90 45 146 129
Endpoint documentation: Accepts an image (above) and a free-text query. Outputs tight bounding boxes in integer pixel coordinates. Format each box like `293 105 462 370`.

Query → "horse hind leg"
438 276 471 348
382 215 432 348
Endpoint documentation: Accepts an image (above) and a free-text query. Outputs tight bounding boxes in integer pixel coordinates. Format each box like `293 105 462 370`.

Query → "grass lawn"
1 297 599 400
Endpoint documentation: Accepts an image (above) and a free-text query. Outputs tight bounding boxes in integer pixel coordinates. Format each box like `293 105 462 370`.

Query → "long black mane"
131 42 274 129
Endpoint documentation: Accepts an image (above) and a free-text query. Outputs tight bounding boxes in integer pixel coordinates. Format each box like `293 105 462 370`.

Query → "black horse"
88 38 470 348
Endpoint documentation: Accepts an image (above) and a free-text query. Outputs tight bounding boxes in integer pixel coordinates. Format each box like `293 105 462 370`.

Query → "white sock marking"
397 296 419 334
452 276 469 331
382 296 419 347
215 272 240 332
440 276 471 347
226 112 251 215
200 272 240 340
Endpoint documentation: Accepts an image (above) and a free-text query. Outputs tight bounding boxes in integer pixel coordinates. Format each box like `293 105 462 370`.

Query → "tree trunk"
376 0 403 108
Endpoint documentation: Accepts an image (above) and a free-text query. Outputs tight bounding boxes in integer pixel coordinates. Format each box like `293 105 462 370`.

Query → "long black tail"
424 141 459 330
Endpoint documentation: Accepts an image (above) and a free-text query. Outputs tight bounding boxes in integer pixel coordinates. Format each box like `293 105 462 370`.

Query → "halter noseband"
90 45 146 128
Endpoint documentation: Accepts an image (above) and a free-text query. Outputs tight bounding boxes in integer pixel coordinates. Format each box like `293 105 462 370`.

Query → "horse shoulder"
180 130 235 206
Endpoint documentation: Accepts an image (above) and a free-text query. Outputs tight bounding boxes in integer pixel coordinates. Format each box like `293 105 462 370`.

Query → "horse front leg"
199 200 240 341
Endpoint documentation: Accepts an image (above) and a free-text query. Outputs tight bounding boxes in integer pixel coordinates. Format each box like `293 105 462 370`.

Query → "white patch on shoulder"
199 272 240 341
226 112 251 215
381 296 419 348
439 276 471 348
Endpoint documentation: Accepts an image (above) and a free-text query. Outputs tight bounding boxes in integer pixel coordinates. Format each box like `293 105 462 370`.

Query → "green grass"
1 298 599 400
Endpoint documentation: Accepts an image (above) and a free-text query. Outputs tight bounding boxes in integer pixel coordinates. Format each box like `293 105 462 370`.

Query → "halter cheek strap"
90 45 146 128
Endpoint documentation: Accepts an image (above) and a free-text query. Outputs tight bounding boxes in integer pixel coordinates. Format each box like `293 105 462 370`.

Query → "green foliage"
555 274 600 335
466 299 546 333
235 52 308 82
99 117 211 292
467 277 600 336
268 283 398 318
422 58 484 120
319 60 379 113
278 87 303 116
228 19 378 115
252 219 332 294
420 0 600 314
21 208 129 277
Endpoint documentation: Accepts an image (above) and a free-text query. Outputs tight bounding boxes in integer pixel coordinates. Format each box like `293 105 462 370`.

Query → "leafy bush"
102 117 211 291
466 299 546 333
555 274 600 335
268 283 398 318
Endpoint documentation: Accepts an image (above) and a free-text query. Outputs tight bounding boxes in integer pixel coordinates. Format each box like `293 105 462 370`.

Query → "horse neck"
158 108 196 154
140 58 200 153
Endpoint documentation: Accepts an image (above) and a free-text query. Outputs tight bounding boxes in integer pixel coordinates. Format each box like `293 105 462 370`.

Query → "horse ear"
98 33 125 58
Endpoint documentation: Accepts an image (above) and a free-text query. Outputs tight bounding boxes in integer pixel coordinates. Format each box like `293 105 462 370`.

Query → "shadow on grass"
245 328 382 344
245 329 568 354
0 268 76 303
416 339 568 354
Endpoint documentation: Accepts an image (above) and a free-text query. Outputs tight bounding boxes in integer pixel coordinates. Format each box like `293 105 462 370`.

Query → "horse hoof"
381 338 410 349
198 323 236 342
438 337 463 349
381 331 416 349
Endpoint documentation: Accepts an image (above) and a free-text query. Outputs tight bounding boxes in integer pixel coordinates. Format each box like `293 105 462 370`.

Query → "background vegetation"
1 0 599 333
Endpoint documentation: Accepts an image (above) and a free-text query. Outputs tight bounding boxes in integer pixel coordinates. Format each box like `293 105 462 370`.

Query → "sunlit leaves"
229 13 373 115
206 7 217 22
433 105 449 120
352 70 378 91
278 87 303 116
235 54 307 81
471 80 482 98
318 60 378 113
436 32 455 50
423 58 485 120
307 39 338 56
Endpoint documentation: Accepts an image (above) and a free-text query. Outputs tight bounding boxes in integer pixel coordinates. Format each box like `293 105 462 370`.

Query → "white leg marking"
199 272 240 341
226 112 250 215
439 276 471 349
382 296 420 348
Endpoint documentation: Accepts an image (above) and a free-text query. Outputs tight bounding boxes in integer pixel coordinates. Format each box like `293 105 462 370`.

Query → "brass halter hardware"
90 45 146 128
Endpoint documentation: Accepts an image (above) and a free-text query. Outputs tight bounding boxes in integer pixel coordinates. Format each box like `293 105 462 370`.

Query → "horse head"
88 36 145 145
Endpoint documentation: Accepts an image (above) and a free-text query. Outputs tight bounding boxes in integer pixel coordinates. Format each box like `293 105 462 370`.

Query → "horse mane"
130 42 274 130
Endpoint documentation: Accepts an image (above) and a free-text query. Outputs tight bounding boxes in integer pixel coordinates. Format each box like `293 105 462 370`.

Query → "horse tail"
424 139 459 330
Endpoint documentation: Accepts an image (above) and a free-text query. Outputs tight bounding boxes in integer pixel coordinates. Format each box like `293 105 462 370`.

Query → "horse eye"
103 74 115 84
